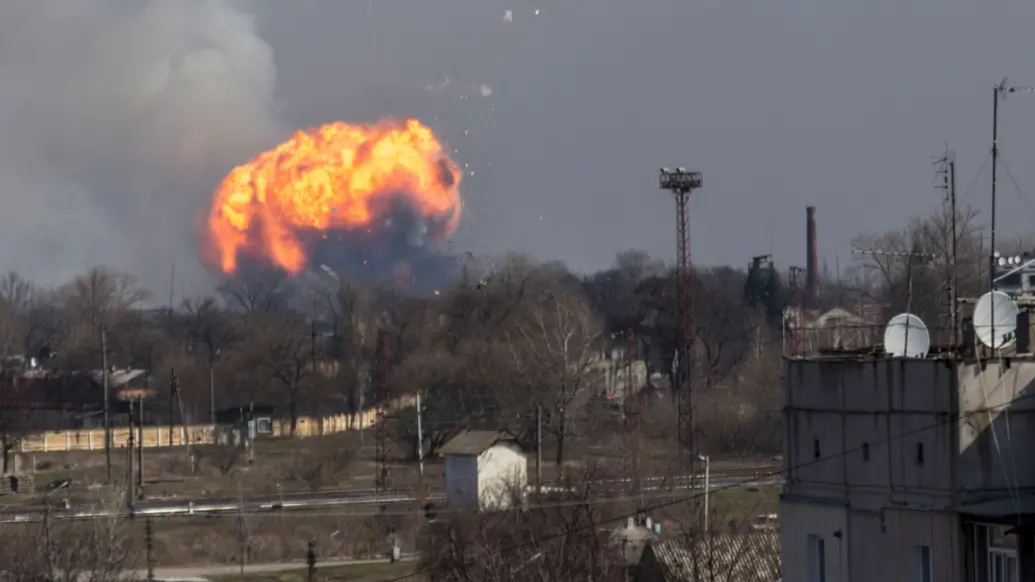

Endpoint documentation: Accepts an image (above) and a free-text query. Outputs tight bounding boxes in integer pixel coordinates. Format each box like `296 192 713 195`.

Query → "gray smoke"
0 1 282 292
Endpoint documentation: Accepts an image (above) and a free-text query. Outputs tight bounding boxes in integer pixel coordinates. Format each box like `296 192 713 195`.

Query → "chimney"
806 206 820 307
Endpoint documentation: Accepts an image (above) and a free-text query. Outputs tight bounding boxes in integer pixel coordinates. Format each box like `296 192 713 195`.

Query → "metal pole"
102 325 110 482
209 352 216 425
991 84 1000 349
307 541 317 582
416 392 424 479
950 156 959 345
169 368 176 447
145 517 155 582
44 496 54 582
128 399 135 507
137 394 144 498
536 405 543 496
702 455 710 535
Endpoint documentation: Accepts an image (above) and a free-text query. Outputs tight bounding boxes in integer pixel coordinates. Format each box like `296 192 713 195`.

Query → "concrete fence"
17 394 417 453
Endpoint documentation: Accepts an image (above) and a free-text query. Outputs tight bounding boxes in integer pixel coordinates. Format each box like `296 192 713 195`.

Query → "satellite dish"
973 290 1019 349
883 313 931 358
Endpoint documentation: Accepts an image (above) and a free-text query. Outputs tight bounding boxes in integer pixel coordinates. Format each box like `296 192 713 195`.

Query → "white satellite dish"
883 313 931 358
973 290 1019 349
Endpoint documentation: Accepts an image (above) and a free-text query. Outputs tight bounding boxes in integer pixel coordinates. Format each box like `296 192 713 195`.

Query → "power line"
381 381 1035 580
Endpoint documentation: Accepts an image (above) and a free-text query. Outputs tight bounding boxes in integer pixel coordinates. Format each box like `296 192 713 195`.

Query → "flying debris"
503 10 513 23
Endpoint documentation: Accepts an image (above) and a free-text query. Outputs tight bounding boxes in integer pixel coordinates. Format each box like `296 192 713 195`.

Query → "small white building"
440 430 527 511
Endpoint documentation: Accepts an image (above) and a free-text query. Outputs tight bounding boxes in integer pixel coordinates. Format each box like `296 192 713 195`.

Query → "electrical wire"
378 386 1035 581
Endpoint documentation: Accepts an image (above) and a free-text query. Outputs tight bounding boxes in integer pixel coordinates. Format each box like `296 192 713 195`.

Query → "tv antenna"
882 313 931 358
973 290 1019 350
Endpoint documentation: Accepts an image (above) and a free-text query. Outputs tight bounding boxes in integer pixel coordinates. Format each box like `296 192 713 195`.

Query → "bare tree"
217 263 294 314
0 492 136 582
244 313 315 435
59 267 151 369
0 271 61 359
418 474 626 581
506 285 603 465
693 267 761 389
850 204 984 338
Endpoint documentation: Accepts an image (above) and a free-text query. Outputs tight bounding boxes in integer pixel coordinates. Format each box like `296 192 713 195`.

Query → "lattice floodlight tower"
659 167 702 470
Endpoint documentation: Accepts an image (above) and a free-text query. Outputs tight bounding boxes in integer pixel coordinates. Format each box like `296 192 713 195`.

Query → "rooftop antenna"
990 80 1035 347
973 290 1019 350
934 146 958 345
883 313 931 358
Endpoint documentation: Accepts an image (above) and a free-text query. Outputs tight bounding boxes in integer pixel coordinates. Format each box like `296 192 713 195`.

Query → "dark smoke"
309 200 459 294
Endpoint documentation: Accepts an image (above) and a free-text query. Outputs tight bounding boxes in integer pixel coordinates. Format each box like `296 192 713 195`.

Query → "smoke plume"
0 1 281 290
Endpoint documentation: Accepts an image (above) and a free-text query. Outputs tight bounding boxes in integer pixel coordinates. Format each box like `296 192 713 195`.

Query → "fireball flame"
206 118 462 274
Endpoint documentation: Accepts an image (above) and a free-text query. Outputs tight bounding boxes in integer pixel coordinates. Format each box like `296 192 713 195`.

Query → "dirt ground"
1 427 779 509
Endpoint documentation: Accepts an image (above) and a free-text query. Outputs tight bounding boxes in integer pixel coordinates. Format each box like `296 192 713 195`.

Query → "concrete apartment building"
780 355 1035 582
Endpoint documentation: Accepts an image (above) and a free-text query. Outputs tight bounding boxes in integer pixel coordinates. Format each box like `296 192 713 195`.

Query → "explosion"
205 118 462 276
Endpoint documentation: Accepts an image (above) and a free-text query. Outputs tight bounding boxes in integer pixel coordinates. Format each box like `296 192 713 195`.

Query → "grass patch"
212 561 418 582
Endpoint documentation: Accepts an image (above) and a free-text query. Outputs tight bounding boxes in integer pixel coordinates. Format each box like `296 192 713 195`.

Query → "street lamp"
698 454 711 535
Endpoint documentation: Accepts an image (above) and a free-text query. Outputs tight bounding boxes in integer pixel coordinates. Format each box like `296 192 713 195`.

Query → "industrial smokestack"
806 206 820 307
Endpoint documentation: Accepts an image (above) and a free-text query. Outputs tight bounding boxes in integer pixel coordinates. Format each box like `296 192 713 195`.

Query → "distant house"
440 430 526 511
0 373 131 430
635 532 780 582
90 368 153 401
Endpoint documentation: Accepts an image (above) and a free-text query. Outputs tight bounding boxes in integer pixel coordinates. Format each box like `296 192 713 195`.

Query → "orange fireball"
206 118 462 274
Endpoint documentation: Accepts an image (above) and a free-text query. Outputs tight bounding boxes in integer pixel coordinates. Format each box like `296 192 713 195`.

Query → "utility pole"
935 147 959 345
145 517 155 582
416 391 424 481
535 404 543 496
102 324 111 482
128 398 136 508
310 322 320 435
137 394 144 499
659 167 702 481
375 330 389 497
168 368 176 447
44 497 54 582
307 541 317 582
237 483 247 575
208 346 218 425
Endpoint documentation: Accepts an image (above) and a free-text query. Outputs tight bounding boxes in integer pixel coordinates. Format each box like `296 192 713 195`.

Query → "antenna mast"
989 79 1035 354
935 147 958 345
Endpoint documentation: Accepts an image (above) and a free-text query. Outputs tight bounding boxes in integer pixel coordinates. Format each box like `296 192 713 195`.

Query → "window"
807 534 826 582
916 442 924 465
984 525 1019 582
813 439 821 460
862 442 870 461
915 545 932 582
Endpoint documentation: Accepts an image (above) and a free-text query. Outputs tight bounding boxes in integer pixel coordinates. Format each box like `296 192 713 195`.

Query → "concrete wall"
781 356 1035 581
477 443 527 511
780 500 963 582
957 359 1035 498
784 359 958 510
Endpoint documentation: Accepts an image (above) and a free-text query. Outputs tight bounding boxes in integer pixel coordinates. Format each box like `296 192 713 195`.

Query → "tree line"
0 202 999 463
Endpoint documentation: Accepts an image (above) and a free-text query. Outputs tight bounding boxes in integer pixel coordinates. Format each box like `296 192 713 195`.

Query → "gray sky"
3 0 1035 292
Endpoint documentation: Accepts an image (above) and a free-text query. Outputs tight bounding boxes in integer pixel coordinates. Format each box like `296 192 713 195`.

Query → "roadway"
0 468 783 523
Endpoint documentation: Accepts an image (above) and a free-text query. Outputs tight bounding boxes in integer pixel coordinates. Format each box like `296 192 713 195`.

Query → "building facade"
441 430 527 512
781 357 1035 582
